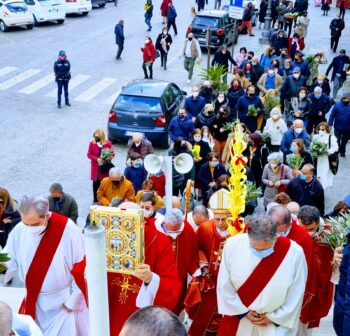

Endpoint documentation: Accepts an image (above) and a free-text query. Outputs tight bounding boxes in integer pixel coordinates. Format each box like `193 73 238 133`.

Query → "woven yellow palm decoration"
227 124 248 236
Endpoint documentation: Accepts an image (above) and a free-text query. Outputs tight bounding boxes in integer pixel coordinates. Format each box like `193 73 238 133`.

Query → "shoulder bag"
328 135 339 175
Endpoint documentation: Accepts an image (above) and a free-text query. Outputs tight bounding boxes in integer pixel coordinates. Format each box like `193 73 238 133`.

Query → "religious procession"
0 0 350 335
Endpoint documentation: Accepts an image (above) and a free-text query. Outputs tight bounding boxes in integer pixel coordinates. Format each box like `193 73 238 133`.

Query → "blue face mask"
299 174 307 181
194 136 201 142
178 114 185 121
133 162 142 168
211 161 219 168
315 94 322 99
290 145 298 153
249 245 275 259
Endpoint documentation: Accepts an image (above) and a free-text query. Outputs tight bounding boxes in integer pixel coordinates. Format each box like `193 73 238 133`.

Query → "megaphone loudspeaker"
174 153 194 174
144 154 163 174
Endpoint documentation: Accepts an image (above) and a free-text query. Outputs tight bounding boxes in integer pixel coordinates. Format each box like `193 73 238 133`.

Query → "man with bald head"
126 133 153 160
286 201 300 219
280 119 310 155
286 164 325 215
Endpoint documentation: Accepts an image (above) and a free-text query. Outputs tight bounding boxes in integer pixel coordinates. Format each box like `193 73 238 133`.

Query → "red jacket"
337 0 349 9
141 42 156 62
87 140 114 181
287 37 305 57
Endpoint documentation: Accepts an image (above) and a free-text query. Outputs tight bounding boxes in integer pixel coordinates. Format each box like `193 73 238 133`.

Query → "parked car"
91 0 105 7
187 10 238 49
24 0 65 25
108 80 186 148
221 0 259 27
0 0 34 31
64 0 91 15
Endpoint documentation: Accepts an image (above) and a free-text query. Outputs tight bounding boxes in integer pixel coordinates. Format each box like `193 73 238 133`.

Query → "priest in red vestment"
107 202 181 336
2 196 88 336
184 189 231 336
297 205 334 333
268 205 315 326
155 208 200 315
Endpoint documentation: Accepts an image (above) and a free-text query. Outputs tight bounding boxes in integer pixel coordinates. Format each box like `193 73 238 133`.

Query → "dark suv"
187 10 238 48
107 80 186 148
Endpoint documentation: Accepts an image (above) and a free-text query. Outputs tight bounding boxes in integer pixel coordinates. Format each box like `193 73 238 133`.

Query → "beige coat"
257 73 283 94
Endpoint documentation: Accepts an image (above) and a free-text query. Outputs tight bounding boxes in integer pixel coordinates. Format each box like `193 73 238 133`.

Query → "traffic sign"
229 6 244 19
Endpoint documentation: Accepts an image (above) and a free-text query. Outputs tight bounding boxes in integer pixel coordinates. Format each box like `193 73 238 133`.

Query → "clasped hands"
246 310 272 326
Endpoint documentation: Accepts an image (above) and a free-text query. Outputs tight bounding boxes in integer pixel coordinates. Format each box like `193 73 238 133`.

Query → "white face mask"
272 114 279 120
143 209 154 218
294 127 303 134
270 163 277 169
218 97 224 103
145 39 150 44
293 73 300 79
318 130 325 135
192 92 199 98
24 225 46 237
134 142 141 147
299 93 306 99
268 70 274 76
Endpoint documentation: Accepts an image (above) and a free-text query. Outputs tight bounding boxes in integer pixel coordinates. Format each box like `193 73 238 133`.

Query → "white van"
24 0 65 25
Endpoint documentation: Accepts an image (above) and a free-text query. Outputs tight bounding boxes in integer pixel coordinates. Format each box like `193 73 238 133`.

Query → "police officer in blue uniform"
54 50 71 108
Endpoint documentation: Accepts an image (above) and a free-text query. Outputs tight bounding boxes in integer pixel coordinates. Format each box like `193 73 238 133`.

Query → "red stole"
218 237 291 336
19 213 88 319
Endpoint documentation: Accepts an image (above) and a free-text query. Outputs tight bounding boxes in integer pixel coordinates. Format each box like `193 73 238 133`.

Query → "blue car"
107 80 186 149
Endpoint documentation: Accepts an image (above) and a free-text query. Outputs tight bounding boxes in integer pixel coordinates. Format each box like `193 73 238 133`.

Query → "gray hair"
314 86 322 93
247 215 277 242
18 196 49 218
49 182 63 193
0 300 13 336
193 205 209 218
267 152 283 164
165 209 184 225
293 119 304 127
297 205 320 225
109 167 123 177
268 205 291 227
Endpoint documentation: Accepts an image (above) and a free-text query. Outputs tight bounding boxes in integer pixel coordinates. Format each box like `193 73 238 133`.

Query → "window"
113 95 162 113
163 88 175 109
5 2 28 11
25 0 35 5
192 16 219 28
170 85 182 100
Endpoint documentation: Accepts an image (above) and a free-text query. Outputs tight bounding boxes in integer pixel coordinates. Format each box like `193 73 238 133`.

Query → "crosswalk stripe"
75 78 117 102
0 66 17 77
0 69 41 91
19 73 55 94
46 74 91 98
105 89 121 105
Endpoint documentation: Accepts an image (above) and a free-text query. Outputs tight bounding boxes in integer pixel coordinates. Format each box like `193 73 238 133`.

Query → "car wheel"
0 20 8 32
99 3 106 7
57 19 64 24
82 11 89 16
33 15 39 26
27 24 34 29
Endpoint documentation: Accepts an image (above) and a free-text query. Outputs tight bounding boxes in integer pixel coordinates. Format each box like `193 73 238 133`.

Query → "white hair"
267 152 283 164
0 300 13 335
314 86 322 93
293 119 304 127
270 107 281 116
165 209 184 225
109 167 123 177
18 196 49 218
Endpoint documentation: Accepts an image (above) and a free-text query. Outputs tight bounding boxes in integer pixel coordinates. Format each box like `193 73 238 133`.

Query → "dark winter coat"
326 55 350 82
195 111 216 129
236 94 264 133
259 0 268 23
328 101 350 131
211 50 237 70
124 165 148 193
311 78 331 96
292 59 311 80
0 202 21 248
307 93 330 127
184 95 207 119
114 23 125 45
330 18 345 37
167 6 177 21
155 33 172 53
280 128 310 154
48 193 79 223
199 87 216 103
190 139 211 181
243 6 253 21
211 114 232 142
227 86 245 112
54 59 70 80
281 75 307 101
294 0 308 13
168 115 195 141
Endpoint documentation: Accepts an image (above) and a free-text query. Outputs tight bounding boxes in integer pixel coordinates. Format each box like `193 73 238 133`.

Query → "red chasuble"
19 213 88 319
185 220 229 336
166 220 199 315
107 217 181 336
305 237 334 328
287 220 315 324
218 237 291 336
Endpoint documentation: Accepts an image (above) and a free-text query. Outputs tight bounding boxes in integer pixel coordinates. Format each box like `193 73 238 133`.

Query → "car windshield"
5 2 28 11
38 0 58 6
192 16 219 28
114 95 162 113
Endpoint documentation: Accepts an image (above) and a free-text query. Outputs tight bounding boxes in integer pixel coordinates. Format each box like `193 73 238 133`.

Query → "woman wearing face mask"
234 69 250 90
312 122 338 189
259 47 277 71
155 27 172 70
190 129 211 194
281 58 294 79
0 187 21 248
311 73 331 96
289 139 313 176
227 78 245 112
263 107 288 152
262 152 293 207
212 105 232 157
288 86 311 128
135 180 165 210
141 36 156 79
201 126 215 150
198 152 227 206
234 47 247 68
213 92 229 115
87 129 115 202
124 152 148 193
195 103 216 129
243 62 259 85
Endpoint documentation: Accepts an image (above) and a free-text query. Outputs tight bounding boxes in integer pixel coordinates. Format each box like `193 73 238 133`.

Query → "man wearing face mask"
54 50 71 109
2 196 88 336
211 45 236 82
311 73 331 96
286 164 325 216
292 53 310 80
328 92 350 157
97 167 136 206
155 208 200 315
48 183 78 224
185 189 231 336
271 30 288 56
307 86 330 133
184 86 206 121
217 215 307 336
280 119 310 155
180 32 201 84
329 13 345 53
257 65 283 95
168 108 195 142
268 22 280 44
268 205 314 332
126 133 153 160
297 206 334 333
251 57 264 79
238 50 254 70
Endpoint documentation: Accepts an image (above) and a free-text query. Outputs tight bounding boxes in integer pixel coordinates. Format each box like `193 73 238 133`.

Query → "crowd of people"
1 1 350 336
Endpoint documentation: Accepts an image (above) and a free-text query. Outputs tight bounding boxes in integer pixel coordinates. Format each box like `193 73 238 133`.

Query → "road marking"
0 69 41 91
19 73 55 94
0 66 17 77
105 89 121 105
46 74 91 98
75 78 117 102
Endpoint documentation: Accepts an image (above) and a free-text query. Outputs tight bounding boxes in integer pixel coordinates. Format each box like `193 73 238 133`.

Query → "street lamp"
259 0 273 45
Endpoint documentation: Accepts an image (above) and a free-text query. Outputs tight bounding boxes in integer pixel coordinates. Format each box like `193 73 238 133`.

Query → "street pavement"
0 0 349 334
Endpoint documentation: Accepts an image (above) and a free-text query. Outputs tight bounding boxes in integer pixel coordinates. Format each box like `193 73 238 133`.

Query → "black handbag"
99 162 115 174
156 50 160 59
328 135 339 175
